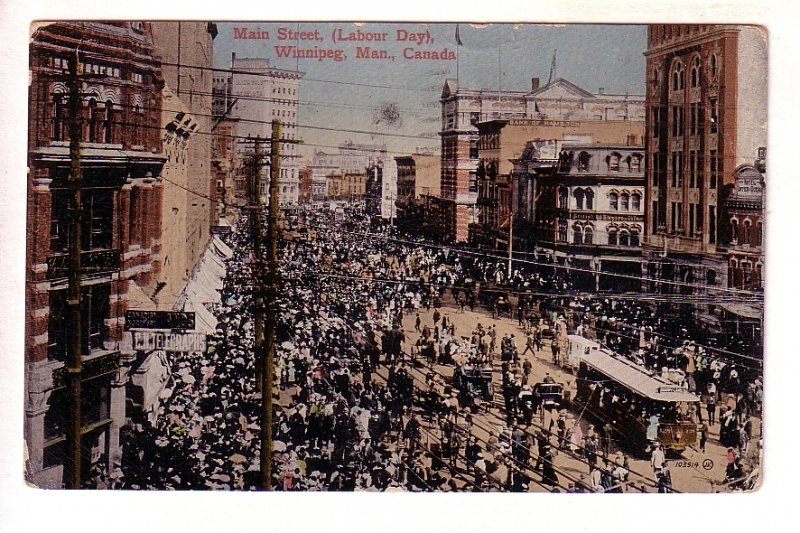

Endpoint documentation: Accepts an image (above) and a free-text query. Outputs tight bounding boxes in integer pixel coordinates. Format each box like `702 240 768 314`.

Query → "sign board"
657 385 687 394
47 249 120 279
125 310 195 330
133 331 207 353
210 225 232 235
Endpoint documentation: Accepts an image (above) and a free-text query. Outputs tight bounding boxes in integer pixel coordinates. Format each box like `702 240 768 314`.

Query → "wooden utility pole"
64 48 84 490
507 211 514 279
261 120 281 490
249 137 266 393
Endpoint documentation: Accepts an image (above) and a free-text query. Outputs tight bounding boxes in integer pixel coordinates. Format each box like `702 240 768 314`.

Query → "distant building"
394 153 441 236
307 142 386 201
642 25 767 328
214 55 303 205
439 77 645 243
298 166 313 204
366 156 398 221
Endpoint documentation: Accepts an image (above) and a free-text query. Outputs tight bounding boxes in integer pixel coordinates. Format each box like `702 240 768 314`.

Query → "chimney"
531 77 540 90
598 87 605 95
231 52 236 68
626 133 638 146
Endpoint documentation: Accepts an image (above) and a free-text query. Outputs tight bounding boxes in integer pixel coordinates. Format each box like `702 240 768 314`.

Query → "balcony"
46 249 121 280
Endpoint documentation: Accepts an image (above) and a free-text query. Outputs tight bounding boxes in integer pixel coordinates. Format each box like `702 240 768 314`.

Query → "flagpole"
456 24 460 83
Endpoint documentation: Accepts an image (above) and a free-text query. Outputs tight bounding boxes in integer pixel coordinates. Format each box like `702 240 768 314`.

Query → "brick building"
642 25 767 307
26 21 165 488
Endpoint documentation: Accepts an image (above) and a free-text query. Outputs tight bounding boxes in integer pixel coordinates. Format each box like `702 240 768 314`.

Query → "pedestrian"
698 422 708 453
414 313 421 333
706 394 717 426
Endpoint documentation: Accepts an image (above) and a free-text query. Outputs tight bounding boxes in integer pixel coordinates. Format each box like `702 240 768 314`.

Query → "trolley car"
574 349 700 453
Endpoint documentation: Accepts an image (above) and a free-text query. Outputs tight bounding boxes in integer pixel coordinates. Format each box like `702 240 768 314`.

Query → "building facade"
394 153 441 236
440 77 645 243
532 144 646 291
470 115 645 252
642 25 767 306
215 56 303 205
26 22 165 488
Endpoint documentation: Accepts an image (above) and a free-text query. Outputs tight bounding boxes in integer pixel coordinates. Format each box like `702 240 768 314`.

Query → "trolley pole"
64 48 84 490
261 120 281 490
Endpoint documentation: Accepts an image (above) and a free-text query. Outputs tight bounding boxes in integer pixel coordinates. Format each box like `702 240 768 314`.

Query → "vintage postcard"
22 20 766 494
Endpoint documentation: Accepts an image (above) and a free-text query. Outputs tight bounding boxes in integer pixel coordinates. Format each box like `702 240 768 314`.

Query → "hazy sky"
213 22 647 160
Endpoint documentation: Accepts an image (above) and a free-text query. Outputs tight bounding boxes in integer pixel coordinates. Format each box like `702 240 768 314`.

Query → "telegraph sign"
132 331 207 353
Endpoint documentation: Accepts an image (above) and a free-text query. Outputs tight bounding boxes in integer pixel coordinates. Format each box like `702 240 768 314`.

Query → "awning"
212 235 233 260
719 302 763 321
129 350 170 411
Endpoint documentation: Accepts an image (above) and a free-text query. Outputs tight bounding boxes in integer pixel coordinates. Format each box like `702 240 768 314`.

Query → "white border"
1 1 797 532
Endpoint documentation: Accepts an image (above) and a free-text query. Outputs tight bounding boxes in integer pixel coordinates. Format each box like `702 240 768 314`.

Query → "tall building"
26 22 165 488
394 153 442 237
642 25 767 309
216 56 303 205
439 77 645 243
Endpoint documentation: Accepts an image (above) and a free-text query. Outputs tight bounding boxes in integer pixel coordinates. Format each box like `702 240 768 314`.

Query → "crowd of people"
108 205 761 492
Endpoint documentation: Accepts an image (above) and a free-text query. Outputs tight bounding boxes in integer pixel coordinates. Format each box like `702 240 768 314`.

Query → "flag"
455 24 463 46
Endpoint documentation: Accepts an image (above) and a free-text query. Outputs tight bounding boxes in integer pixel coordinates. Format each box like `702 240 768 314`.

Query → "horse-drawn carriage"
453 364 494 413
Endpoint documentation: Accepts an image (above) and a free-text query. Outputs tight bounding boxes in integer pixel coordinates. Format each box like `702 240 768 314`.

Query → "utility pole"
251 136 266 392
261 120 281 490
65 47 84 490
507 211 514 279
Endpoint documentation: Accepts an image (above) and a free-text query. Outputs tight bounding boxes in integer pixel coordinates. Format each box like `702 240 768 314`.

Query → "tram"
573 349 700 453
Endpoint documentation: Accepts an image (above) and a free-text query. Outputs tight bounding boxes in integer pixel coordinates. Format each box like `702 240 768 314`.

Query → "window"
671 202 677 232
53 94 67 141
756 221 763 247
469 140 479 159
671 152 678 187
578 151 591 171
608 228 618 245
608 152 621 172
710 54 718 79
468 171 478 193
631 193 641 211
619 230 629 247
676 202 683 230
689 151 696 188
652 108 660 138
671 105 683 137
584 226 593 244
689 203 695 233
573 226 583 244
620 193 629 211
609 192 618 211
690 56 701 88
50 188 114 253
104 101 114 143
558 220 567 242
696 203 703 232
652 201 659 232
585 189 594 210
470 112 481 125
671 60 684 91
709 97 718 133
574 189 585 210
743 220 752 245
709 206 716 243
630 229 640 247
652 154 660 186
630 155 642 172
710 150 719 188
558 187 568 209
48 283 110 359
87 98 100 142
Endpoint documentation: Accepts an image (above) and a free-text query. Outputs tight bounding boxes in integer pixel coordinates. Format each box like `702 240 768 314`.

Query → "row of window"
730 218 763 247
572 151 642 173
652 200 718 243
556 222 641 247
272 108 296 119
660 149 721 189
669 54 719 93
653 99 718 138
557 187 641 211
273 86 297 95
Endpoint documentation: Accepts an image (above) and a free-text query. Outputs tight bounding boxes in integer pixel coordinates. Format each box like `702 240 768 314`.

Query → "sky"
216 22 648 160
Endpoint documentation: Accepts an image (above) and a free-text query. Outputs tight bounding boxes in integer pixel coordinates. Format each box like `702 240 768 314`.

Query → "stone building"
394 153 441 237
532 144 646 291
26 21 165 488
439 77 645 243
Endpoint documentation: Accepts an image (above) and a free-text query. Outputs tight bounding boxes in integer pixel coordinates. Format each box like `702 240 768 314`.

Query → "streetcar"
565 334 601 372
573 349 700 453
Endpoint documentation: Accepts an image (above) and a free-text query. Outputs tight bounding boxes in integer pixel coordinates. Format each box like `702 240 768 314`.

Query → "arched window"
87 98 99 142
690 56 701 88
578 151 591 171
608 152 621 172
671 60 684 91
620 193 630 211
585 189 594 210
104 100 114 143
53 93 68 141
574 189 585 210
584 226 593 244
630 228 640 247
631 193 641 211
573 225 583 244
558 187 568 209
729 259 739 288
743 262 753 289
609 192 619 211
731 218 739 244
710 53 718 79
756 221 763 247
619 230 630 247
743 219 752 245
608 228 618 245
